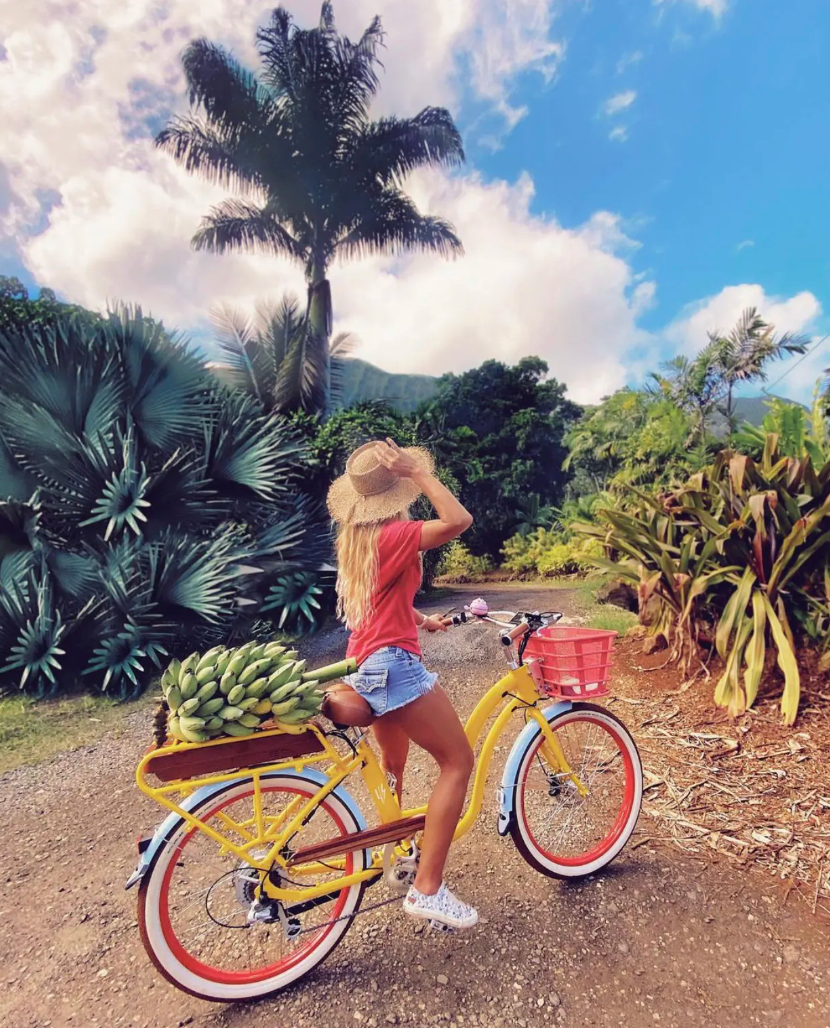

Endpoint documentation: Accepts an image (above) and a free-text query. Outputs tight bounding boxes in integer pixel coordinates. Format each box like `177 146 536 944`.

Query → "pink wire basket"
524 626 616 699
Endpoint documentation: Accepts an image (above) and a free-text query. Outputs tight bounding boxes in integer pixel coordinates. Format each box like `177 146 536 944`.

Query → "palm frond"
140 448 229 535
328 13 385 134
108 307 209 451
329 330 355 358
0 432 32 500
204 393 306 498
337 189 463 260
180 38 269 132
274 322 329 415
348 108 465 186
261 569 325 632
156 116 266 196
256 294 303 373
0 567 66 697
209 304 268 400
251 494 332 569
193 199 304 259
147 526 249 624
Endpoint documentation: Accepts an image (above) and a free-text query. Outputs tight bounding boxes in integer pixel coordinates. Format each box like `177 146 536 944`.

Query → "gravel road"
1 586 828 1028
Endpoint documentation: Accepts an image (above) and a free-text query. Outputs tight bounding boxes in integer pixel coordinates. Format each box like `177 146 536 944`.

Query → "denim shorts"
344 646 438 716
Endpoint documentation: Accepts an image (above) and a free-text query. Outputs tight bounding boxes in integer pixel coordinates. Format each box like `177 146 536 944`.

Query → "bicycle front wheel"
138 774 368 1001
509 703 642 879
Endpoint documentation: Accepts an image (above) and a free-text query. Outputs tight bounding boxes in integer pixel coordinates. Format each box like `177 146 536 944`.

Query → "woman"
325 438 478 930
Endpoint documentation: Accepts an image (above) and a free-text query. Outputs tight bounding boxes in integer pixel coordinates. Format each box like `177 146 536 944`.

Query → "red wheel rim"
158 785 355 985
519 714 636 868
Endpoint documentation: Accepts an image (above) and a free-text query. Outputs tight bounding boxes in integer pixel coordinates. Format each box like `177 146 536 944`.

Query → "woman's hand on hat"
375 438 422 480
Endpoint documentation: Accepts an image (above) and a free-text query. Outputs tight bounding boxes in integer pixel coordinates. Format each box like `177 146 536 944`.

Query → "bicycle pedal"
428 919 456 934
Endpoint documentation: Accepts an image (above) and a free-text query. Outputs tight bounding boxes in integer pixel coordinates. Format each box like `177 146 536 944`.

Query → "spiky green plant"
578 435 830 724
0 309 329 699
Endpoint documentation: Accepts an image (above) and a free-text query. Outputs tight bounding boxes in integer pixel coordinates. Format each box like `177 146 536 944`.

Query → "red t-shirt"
346 520 424 667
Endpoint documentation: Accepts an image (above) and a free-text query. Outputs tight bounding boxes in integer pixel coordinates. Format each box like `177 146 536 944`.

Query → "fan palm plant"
0 309 329 699
209 295 354 414
157 2 465 413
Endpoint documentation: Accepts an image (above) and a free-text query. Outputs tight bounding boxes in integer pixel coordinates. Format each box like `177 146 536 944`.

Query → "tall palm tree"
708 308 807 437
157 3 465 410
656 309 808 440
208 294 354 413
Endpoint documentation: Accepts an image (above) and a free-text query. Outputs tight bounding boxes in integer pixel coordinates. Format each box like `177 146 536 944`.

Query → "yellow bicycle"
128 601 643 1001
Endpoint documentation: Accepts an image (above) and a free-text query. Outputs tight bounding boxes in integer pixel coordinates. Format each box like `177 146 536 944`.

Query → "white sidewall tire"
138 774 367 1001
511 705 643 879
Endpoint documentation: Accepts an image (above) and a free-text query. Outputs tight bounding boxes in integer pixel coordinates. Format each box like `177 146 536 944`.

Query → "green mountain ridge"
339 358 798 427
337 358 439 413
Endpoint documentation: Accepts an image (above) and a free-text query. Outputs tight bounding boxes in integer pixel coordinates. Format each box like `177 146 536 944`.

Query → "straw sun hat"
327 441 434 526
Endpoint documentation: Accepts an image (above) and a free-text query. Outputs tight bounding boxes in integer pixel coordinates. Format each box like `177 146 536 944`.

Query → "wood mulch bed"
609 637 830 914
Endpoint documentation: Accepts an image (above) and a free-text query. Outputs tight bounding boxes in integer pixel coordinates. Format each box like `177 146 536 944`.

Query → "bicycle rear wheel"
509 703 642 878
138 773 367 1001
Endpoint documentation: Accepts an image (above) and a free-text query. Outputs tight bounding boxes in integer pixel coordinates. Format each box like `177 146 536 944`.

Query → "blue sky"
0 0 827 404
481 0 829 334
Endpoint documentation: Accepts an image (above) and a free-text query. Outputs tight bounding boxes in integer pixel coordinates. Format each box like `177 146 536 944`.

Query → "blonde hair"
335 511 413 630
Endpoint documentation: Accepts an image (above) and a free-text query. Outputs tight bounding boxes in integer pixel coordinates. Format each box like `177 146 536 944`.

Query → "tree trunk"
306 261 332 412
725 382 736 441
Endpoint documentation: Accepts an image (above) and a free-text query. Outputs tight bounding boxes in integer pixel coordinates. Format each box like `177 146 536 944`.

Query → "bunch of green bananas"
159 642 324 744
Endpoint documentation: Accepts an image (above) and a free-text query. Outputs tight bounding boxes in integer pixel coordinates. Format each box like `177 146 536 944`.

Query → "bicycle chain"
291 892 402 935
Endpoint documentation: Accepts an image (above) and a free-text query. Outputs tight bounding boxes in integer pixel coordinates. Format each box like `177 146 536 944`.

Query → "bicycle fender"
125 767 367 889
496 701 572 836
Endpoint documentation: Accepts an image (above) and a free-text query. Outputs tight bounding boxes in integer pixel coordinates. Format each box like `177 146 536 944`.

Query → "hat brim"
327 447 435 525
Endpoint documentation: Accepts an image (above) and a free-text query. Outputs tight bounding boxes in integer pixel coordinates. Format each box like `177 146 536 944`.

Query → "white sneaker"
403 883 479 930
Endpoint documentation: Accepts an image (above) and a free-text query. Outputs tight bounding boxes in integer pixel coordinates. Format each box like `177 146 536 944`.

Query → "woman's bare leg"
372 718 409 803
383 684 474 895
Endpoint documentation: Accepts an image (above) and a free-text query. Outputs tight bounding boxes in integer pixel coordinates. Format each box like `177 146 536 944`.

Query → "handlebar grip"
302 657 358 684
507 622 531 641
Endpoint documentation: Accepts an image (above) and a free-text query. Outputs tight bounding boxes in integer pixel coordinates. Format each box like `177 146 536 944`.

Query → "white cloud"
654 0 728 19
736 239 755 252
604 90 637 116
0 0 654 406
616 50 643 74
329 171 654 403
609 126 629 142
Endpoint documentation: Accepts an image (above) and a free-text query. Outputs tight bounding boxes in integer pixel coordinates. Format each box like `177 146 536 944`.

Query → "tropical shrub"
733 392 830 463
502 529 602 578
578 436 830 724
419 357 580 558
208 295 355 415
0 310 329 699
439 542 493 583
565 389 711 494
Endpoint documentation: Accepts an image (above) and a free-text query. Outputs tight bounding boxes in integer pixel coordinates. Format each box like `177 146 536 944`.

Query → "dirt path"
1 586 828 1028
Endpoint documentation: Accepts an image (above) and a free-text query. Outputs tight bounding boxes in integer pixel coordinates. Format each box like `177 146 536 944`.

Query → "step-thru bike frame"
136 659 582 908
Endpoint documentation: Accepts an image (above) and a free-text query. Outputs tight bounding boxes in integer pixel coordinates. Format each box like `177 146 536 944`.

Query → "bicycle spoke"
155 782 362 980
517 713 636 867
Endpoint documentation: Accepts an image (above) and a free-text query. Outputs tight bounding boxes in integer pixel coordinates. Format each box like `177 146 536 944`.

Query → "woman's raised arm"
374 440 473 550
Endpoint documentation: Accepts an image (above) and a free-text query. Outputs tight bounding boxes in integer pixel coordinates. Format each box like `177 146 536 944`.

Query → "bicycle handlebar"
449 601 563 636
